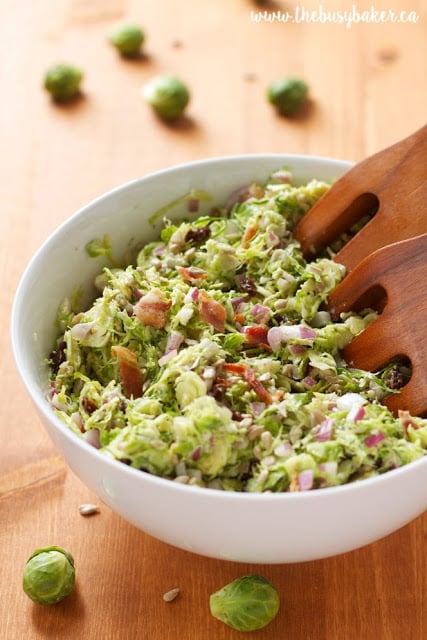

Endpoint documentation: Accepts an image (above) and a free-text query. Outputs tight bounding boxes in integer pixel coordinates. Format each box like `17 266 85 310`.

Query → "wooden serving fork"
328 234 427 416
293 125 427 416
294 124 427 270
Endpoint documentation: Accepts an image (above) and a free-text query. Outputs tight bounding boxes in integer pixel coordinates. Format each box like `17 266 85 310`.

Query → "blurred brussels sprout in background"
267 77 309 116
143 74 190 121
108 23 145 57
43 64 83 102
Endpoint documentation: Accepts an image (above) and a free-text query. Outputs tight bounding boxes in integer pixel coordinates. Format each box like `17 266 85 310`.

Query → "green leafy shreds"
49 170 427 492
148 189 212 225
86 234 115 264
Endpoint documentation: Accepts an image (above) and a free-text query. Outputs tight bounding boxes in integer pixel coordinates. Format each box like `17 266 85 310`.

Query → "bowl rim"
11 152 427 504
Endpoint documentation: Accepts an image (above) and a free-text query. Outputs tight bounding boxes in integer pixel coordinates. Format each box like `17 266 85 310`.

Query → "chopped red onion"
347 405 366 423
51 393 68 412
279 325 301 340
298 469 314 491
250 304 270 323
71 411 84 431
187 198 199 213
288 343 306 355
190 446 202 461
158 349 178 366
267 230 280 246
274 441 293 457
70 322 94 341
250 402 266 416
267 326 283 351
267 324 316 350
231 295 250 309
303 376 316 388
271 169 292 183
153 245 166 255
190 287 200 301
83 428 101 449
313 418 334 441
299 326 316 340
365 431 386 448
165 331 184 354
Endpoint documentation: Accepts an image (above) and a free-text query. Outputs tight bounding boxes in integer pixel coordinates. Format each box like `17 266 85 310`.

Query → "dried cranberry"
49 341 67 374
185 226 211 243
81 397 98 415
235 273 257 296
384 368 405 390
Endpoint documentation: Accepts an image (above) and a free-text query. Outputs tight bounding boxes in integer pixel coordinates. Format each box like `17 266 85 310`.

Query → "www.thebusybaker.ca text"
250 4 419 29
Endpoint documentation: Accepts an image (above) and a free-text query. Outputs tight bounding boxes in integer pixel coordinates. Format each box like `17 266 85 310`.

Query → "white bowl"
11 155 427 563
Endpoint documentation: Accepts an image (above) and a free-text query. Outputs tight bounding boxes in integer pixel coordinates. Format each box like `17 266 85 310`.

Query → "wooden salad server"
293 125 427 415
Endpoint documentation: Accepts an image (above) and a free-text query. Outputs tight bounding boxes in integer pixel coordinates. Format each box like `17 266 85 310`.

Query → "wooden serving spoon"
293 125 427 416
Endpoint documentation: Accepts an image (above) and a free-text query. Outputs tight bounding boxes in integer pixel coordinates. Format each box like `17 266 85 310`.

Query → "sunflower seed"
78 503 100 516
163 587 180 602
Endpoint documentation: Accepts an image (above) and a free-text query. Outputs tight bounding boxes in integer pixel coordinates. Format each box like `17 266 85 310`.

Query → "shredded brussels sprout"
48 170 427 492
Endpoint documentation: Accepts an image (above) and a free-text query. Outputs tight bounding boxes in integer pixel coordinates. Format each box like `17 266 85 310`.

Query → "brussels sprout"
23 546 75 604
209 574 280 632
267 77 309 116
108 23 145 57
143 74 190 120
43 64 83 102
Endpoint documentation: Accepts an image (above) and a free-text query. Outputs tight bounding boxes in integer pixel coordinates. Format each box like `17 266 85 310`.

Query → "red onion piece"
347 405 366 423
83 428 101 449
313 418 334 441
249 304 270 323
298 469 314 491
289 344 306 355
267 326 283 351
365 431 386 448
250 402 266 416
187 198 199 213
158 349 178 366
299 326 316 340
303 376 317 388
165 331 184 354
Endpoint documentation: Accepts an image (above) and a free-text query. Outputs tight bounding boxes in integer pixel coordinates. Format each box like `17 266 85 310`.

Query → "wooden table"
1 1 426 638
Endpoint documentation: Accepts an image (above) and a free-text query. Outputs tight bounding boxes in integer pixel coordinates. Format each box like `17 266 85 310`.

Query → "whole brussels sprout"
209 574 280 632
143 74 190 121
267 77 309 116
23 546 75 604
108 23 145 57
43 64 83 102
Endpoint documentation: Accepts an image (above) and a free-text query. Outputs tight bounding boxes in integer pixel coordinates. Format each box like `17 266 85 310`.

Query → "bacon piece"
242 223 258 249
177 266 208 284
398 409 419 433
133 288 172 329
223 362 248 375
244 368 273 405
222 361 273 404
198 290 226 332
242 325 271 349
111 345 143 398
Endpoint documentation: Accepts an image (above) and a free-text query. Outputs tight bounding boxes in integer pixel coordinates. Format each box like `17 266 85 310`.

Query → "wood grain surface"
1 1 426 638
